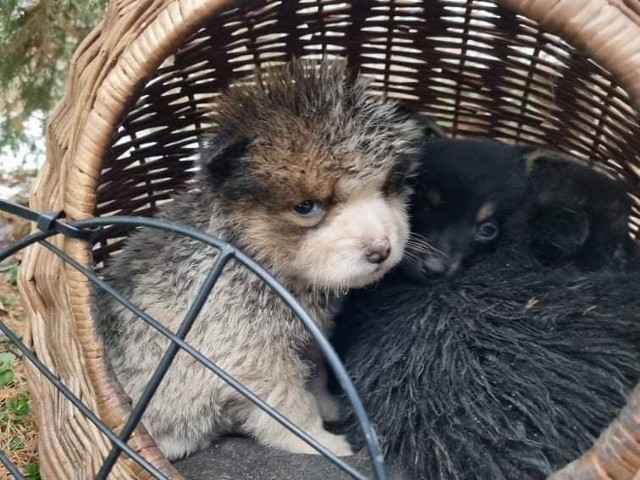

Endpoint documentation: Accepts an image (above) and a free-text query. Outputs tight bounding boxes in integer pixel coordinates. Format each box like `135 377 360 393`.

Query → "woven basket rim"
18 0 640 478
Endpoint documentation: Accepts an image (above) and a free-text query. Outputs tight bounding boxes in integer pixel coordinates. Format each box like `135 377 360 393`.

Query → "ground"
0 168 39 480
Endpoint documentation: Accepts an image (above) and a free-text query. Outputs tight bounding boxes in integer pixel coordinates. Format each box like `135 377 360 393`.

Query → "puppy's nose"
364 237 391 264
423 255 449 274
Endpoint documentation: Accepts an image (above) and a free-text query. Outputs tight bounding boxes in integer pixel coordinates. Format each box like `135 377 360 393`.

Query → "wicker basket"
16 0 640 478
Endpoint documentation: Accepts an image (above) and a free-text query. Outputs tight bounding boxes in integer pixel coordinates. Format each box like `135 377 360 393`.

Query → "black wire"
0 200 96 241
0 321 170 479
0 229 51 263
97 248 234 478
73 216 387 479
41 239 368 480
71 215 387 480
0 201 40 224
0 450 25 479
0 207 387 480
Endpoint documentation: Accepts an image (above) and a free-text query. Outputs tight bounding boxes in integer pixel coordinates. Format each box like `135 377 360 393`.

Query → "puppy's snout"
423 255 449 274
364 237 391 264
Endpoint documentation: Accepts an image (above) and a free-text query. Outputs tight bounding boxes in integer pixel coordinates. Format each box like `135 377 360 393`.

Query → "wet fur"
332 208 640 479
94 58 432 461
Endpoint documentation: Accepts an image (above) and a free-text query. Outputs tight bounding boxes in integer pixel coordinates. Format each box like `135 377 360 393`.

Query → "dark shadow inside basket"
91 1 640 479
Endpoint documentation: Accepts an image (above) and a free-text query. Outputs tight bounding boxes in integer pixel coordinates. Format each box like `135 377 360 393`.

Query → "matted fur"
332 196 640 480
94 58 432 461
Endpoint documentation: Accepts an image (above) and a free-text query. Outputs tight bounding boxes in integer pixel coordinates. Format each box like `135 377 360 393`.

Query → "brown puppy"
95 58 429 461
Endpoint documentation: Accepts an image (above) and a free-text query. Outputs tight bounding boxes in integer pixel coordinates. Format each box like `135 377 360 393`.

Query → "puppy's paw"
314 431 353 457
278 430 353 457
245 379 352 457
316 391 342 422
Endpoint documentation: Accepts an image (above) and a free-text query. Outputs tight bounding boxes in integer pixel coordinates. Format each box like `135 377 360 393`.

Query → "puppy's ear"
522 147 579 175
529 205 590 263
393 103 446 140
199 134 251 187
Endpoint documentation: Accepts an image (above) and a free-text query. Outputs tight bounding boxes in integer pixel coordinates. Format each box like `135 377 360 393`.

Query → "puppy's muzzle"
423 254 449 274
422 251 461 276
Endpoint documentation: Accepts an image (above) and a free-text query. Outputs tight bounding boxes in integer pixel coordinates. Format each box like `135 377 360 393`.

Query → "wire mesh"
0 199 387 480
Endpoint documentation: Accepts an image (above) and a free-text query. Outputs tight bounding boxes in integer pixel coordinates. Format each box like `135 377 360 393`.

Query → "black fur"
403 137 533 278
331 210 640 479
526 150 640 271
383 108 445 197
200 134 252 191
330 143 640 478
402 138 640 280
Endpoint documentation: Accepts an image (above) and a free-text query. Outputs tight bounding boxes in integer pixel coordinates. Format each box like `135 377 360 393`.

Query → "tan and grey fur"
94 58 426 461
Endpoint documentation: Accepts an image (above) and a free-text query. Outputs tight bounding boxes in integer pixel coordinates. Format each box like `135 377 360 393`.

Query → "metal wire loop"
0 200 387 480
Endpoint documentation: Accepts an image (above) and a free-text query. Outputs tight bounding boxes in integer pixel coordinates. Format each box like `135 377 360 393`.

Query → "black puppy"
330 141 640 479
404 136 639 277
525 150 639 271
332 214 640 480
403 137 531 278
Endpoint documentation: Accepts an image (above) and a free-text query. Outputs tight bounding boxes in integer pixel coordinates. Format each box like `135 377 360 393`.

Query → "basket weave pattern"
17 0 640 478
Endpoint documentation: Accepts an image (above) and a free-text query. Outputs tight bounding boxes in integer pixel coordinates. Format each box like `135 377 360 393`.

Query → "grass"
0 256 39 480
0 164 40 479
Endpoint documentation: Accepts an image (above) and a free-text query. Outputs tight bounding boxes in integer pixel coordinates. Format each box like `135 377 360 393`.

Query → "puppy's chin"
342 266 394 290
309 247 405 291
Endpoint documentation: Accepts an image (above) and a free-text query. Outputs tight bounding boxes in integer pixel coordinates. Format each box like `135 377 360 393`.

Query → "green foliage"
0 294 18 309
7 392 32 418
8 263 19 286
9 434 24 450
0 351 17 387
24 461 40 479
0 390 32 423
0 0 107 152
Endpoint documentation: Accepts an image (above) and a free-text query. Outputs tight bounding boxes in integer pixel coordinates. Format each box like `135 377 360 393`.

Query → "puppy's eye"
293 200 324 217
474 221 499 242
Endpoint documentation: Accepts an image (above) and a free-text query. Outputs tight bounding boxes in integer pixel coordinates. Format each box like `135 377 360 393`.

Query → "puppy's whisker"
406 237 431 246
402 251 425 267
407 255 424 265
407 234 434 247
408 240 448 258
407 244 436 255
406 242 435 254
407 242 444 256
409 232 433 244
406 240 436 255
405 238 431 247
403 250 426 264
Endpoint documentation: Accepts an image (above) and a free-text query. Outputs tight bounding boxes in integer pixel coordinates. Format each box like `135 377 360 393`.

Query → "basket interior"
92 0 640 267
